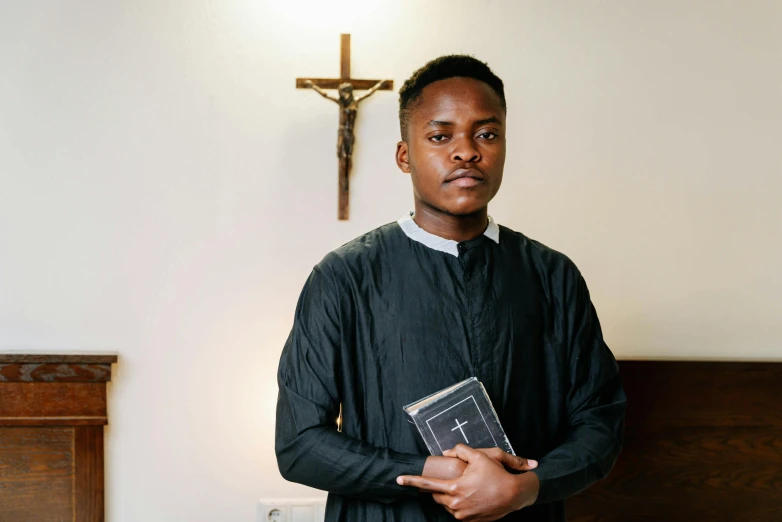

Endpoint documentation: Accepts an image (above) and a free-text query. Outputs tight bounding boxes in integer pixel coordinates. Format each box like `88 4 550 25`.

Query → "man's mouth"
446 168 484 188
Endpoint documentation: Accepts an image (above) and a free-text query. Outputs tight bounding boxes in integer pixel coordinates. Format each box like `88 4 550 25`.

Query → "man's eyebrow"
474 116 503 126
425 120 454 127
424 117 503 128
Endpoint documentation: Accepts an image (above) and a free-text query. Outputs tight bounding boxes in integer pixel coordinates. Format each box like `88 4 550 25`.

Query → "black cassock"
276 216 626 522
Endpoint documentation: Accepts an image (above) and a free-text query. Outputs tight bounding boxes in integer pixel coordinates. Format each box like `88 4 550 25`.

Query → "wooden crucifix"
297 34 393 220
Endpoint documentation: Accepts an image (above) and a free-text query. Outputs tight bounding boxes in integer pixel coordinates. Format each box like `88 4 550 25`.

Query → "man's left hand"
397 444 541 521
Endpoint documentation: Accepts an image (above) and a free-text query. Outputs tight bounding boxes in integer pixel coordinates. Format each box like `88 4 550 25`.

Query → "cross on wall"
296 34 394 220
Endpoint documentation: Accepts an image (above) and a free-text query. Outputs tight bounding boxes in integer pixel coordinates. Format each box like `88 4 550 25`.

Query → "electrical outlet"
268 508 286 522
257 498 326 522
257 502 289 522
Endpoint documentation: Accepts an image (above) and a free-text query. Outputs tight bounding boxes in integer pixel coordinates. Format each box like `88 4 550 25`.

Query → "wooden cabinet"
0 353 117 521
567 361 782 522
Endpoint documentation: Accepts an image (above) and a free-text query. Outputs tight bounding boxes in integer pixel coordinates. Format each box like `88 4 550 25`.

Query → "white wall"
1 0 780 520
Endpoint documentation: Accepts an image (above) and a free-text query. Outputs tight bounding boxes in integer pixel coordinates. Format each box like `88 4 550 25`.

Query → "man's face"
396 77 506 217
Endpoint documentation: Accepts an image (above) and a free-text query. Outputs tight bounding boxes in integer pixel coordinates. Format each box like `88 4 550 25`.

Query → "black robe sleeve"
532 267 627 504
275 266 428 504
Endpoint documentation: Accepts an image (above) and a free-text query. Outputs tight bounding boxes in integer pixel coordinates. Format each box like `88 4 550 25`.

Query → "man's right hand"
475 447 538 472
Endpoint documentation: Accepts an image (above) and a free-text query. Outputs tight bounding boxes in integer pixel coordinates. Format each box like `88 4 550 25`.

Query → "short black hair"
398 55 506 140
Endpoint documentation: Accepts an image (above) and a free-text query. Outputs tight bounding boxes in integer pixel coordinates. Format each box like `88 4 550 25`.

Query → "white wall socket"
257 498 327 522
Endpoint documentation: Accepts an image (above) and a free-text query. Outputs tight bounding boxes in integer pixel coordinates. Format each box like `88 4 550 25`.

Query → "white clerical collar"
397 213 500 257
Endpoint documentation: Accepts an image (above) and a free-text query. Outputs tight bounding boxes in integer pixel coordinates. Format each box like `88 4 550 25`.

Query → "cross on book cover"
403 377 515 456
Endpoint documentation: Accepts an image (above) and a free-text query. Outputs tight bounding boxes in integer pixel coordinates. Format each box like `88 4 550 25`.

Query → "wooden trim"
295 78 393 90
0 363 112 382
0 417 107 427
74 426 105 522
0 354 117 364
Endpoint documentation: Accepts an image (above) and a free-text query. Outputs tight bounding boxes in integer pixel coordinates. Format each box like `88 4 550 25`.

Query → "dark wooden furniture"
0 353 117 522
567 360 782 521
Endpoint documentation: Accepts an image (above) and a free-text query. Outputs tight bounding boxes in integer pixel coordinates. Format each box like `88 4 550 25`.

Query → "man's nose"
451 137 481 163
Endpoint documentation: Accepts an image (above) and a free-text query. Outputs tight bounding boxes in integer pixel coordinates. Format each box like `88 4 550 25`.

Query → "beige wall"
1 1 780 520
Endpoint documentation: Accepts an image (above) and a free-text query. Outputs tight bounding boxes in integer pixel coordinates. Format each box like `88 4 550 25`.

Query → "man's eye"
479 132 497 140
429 135 448 142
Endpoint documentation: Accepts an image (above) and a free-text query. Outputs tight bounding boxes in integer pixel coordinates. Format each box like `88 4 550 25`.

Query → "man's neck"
412 203 489 243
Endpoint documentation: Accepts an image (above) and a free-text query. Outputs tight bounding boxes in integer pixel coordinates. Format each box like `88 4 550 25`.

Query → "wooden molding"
0 363 112 382
0 353 118 364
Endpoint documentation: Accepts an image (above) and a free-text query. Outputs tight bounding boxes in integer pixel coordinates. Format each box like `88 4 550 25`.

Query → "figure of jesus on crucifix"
303 78 389 218
297 34 394 220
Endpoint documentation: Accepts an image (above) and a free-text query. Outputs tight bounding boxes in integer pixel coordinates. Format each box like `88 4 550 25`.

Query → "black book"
403 377 515 457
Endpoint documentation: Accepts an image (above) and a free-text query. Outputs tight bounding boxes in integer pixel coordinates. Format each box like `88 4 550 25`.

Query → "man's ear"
396 141 411 174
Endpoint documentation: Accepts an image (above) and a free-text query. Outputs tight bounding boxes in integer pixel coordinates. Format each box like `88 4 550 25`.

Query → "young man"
276 55 626 522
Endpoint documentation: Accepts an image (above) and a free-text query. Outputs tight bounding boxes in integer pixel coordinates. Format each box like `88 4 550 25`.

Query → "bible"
403 377 515 456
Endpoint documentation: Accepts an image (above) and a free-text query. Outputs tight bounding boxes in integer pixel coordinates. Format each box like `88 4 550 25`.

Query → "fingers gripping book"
403 377 515 456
